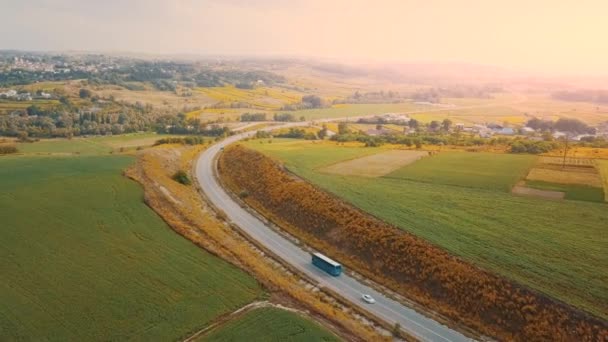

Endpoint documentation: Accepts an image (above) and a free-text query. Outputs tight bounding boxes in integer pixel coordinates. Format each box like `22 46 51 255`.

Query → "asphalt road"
195 124 473 342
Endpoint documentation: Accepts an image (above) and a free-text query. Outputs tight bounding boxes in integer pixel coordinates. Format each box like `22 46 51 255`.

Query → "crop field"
199 307 340 342
524 180 605 202
321 150 429 177
196 86 302 110
599 160 608 201
244 139 608 320
293 102 432 121
0 99 61 112
520 156 605 202
0 155 262 341
386 151 538 191
526 167 603 187
15 133 178 155
93 84 217 109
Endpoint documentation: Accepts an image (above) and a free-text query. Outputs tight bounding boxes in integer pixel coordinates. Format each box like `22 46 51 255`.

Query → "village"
357 112 608 140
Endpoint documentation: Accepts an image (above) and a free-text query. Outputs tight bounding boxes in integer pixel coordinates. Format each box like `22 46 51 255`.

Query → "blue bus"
311 252 342 276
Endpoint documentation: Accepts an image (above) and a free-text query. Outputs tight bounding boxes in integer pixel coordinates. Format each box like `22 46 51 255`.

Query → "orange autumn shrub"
219 145 608 341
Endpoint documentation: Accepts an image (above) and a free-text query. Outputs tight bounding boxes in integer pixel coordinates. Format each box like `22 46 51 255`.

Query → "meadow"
385 151 537 191
14 132 176 155
600 160 608 201
199 307 340 342
0 155 263 341
195 85 302 111
243 139 608 320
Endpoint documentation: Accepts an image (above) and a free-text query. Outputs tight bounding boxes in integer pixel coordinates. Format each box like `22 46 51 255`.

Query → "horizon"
2 0 608 78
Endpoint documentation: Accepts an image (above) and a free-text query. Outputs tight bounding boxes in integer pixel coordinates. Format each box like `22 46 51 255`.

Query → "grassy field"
196 85 302 110
0 155 263 341
243 139 608 320
321 150 428 177
386 151 537 191
199 307 340 342
14 133 176 155
0 99 61 112
525 180 605 202
599 160 608 201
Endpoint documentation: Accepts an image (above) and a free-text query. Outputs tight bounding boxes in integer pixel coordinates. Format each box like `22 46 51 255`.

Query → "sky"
2 0 607 76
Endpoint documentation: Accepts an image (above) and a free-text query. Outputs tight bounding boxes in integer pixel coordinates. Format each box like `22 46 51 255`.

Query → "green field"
0 155 263 341
243 139 608 320
386 151 537 191
598 160 608 201
15 133 175 155
199 307 340 342
525 180 606 202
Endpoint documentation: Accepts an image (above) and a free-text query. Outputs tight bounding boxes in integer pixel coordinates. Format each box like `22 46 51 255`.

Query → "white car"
361 294 376 304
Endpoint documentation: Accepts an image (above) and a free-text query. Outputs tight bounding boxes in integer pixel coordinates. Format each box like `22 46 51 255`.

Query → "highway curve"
195 124 473 342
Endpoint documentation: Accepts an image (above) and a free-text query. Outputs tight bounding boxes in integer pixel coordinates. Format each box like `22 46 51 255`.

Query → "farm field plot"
521 156 606 202
15 133 179 155
293 102 432 121
245 140 608 320
599 160 608 201
196 86 302 110
321 150 429 177
241 139 383 174
526 167 603 187
386 151 537 191
524 180 605 203
199 307 340 342
0 155 262 341
0 99 62 114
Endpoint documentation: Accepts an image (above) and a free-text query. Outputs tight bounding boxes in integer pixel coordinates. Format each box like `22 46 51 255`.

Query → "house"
497 127 515 135
381 113 411 124
574 134 595 141
522 127 535 134
455 123 466 130
0 89 18 98
553 131 567 139
16 92 32 101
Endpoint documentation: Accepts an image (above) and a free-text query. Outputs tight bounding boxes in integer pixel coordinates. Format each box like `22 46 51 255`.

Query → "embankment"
218 144 608 341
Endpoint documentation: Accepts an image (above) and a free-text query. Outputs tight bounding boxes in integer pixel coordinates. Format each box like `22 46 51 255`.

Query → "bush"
0 145 18 155
172 170 191 185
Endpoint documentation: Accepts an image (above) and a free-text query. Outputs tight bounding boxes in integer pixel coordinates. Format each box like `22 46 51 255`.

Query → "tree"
429 120 440 131
408 119 419 129
554 118 592 134
441 118 453 132
392 323 402 338
301 95 323 108
338 122 349 135
318 125 328 139
79 88 92 99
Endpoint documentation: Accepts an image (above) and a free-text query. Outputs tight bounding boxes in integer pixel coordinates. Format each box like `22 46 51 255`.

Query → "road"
195 123 473 342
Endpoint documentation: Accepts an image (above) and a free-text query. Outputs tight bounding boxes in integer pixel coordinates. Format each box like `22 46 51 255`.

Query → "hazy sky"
2 0 607 75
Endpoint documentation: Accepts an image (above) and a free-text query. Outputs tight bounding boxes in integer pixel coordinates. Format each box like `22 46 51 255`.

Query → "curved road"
195 124 473 342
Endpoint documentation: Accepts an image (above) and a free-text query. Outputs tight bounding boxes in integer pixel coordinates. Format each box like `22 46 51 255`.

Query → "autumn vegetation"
219 145 608 341
126 144 387 342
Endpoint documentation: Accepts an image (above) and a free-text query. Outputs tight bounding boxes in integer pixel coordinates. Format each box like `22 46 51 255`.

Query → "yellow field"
543 147 608 159
526 168 603 187
195 86 302 110
320 150 429 177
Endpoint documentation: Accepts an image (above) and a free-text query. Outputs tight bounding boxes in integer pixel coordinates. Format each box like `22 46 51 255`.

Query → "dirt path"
512 185 565 200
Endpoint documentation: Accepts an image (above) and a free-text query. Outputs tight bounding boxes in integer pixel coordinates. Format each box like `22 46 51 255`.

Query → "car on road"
361 294 376 304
